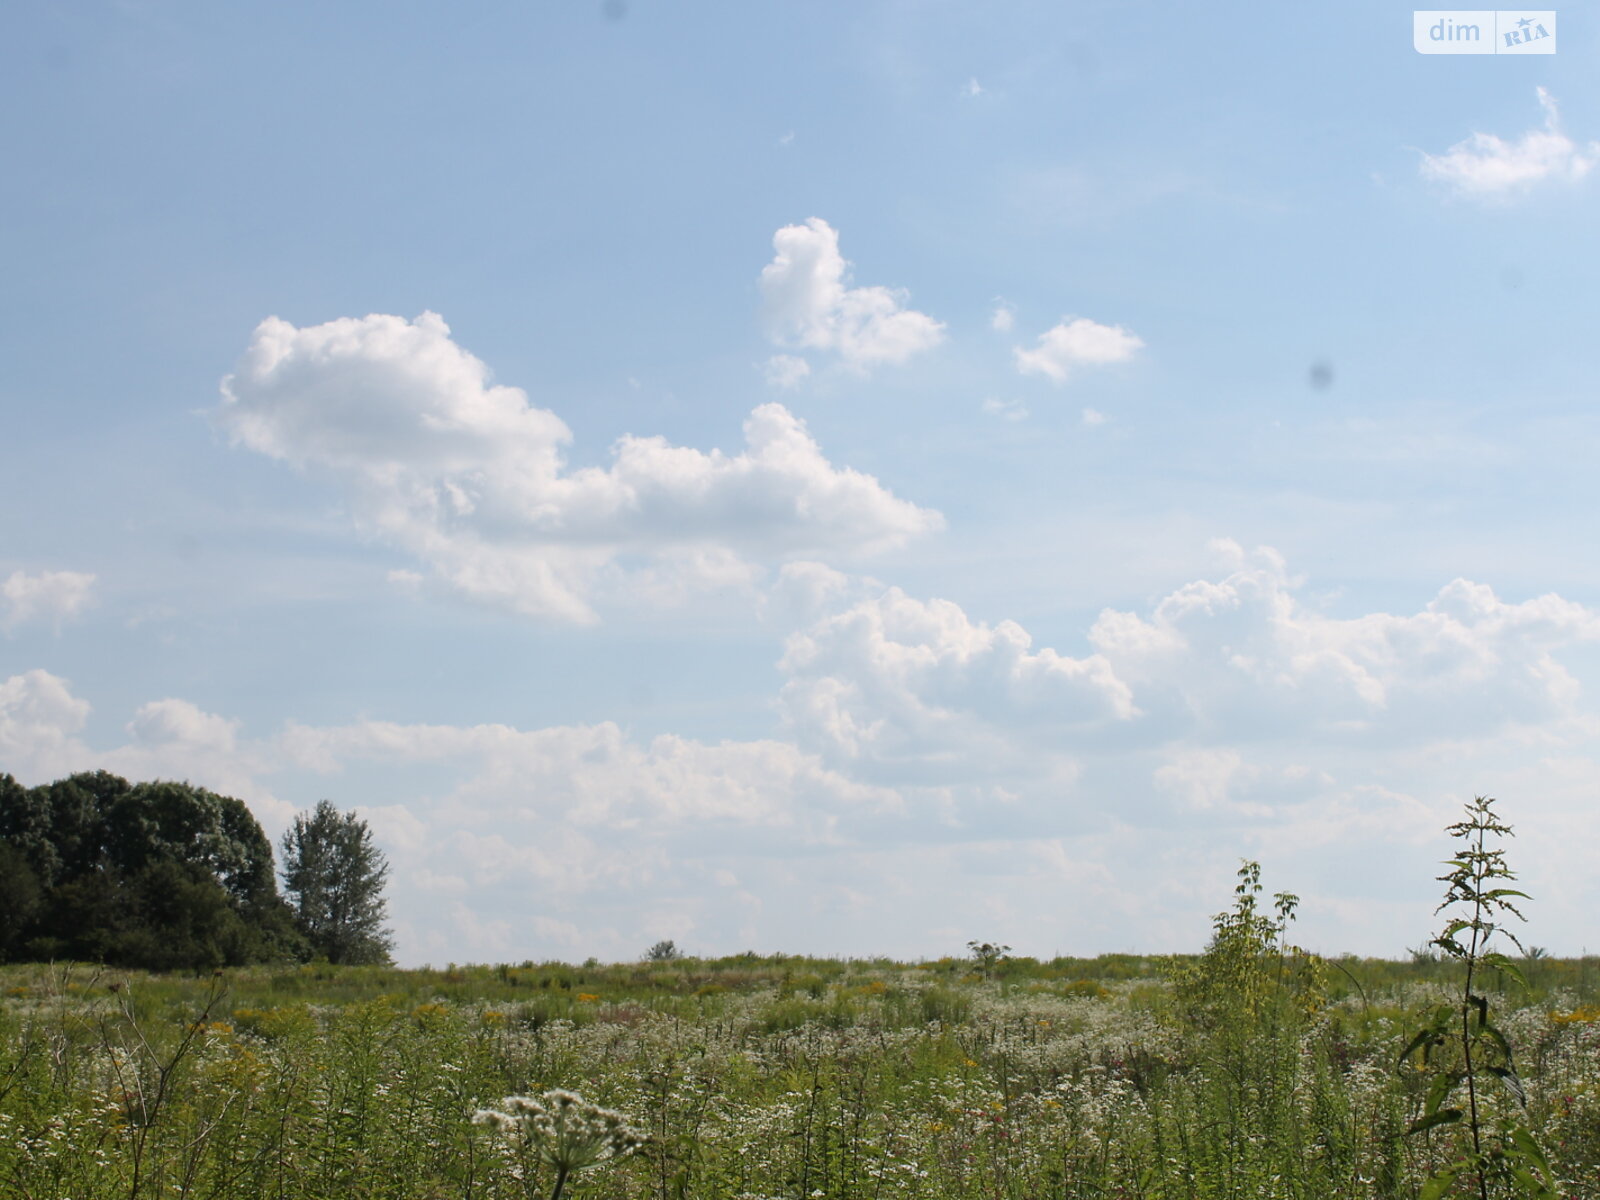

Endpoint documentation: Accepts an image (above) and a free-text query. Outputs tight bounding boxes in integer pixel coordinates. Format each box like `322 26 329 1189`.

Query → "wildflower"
473 1088 646 1200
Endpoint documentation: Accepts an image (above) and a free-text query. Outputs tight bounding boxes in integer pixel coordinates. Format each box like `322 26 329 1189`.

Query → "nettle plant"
1171 859 1324 1031
1399 795 1558 1200
474 1089 646 1200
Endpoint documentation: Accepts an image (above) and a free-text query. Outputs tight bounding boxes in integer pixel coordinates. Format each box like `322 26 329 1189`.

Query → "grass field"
4 945 1599 1199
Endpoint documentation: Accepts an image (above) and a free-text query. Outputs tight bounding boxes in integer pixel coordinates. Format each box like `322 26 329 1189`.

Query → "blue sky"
4 1 1599 964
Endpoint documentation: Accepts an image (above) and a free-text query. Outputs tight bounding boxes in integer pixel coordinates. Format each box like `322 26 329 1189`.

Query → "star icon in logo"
1516 15 1534 29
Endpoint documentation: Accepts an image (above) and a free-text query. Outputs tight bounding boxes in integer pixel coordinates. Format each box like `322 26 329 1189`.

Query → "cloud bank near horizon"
9 545 1599 963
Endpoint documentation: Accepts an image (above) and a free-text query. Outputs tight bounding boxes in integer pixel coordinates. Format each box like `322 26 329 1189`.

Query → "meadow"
4 937 1599 1200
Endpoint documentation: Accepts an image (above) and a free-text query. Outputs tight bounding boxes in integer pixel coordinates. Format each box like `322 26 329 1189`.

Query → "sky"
3 1 1599 965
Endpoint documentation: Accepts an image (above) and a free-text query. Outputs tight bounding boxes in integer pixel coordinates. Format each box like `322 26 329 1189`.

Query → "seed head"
472 1088 646 1176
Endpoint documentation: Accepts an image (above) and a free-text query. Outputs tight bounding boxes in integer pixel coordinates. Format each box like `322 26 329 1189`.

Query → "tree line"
0 770 392 971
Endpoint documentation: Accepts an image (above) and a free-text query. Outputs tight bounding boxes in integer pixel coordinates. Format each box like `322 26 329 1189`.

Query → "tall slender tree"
279 800 394 964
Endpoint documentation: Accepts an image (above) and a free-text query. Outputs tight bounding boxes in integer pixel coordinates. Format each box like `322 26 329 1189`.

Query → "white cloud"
989 301 1015 332
1081 407 1107 427
1088 543 1600 742
1015 317 1143 383
216 312 941 623
2 569 96 632
771 547 1600 809
11 534 1600 963
780 585 1136 777
0 669 92 781
0 671 287 820
109 698 282 816
764 559 854 627
981 396 1028 422
269 712 911 961
763 353 811 389
1153 746 1249 811
962 78 983 98
127 698 239 754
278 716 897 832
1420 88 1599 199
759 218 945 371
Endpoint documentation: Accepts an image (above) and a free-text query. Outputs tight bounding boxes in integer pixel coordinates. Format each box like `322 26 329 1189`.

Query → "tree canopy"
280 799 394 965
0 771 389 971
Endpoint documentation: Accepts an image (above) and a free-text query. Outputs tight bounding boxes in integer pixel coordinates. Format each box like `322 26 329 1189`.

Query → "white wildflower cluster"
473 1088 646 1176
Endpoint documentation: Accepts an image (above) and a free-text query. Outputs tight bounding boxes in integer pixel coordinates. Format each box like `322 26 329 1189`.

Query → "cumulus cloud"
109 698 281 816
0 669 93 780
989 300 1015 332
780 585 1136 779
127 698 240 754
2 569 96 632
216 312 941 623
1088 542 1600 743
12 547 1600 961
770 545 1600 808
1420 88 1599 199
759 218 945 372
12 529 1600 962
0 671 288 820
1014 317 1143 383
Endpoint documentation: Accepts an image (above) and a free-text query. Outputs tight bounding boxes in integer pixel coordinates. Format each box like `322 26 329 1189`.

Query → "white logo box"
1414 10 1556 53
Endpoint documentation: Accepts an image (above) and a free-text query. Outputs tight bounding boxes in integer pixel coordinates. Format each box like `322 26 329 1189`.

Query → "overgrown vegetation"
5 795 1596 1198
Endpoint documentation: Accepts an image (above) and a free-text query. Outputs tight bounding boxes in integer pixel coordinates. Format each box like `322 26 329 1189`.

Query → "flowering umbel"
473 1089 646 1199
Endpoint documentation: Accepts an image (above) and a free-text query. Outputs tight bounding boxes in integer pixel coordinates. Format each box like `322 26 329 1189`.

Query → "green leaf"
1419 1168 1461 1200
1479 1020 1515 1065
1422 1071 1459 1115
1398 1027 1440 1066
1509 1125 1554 1175
1406 1107 1463 1136
1485 956 1529 989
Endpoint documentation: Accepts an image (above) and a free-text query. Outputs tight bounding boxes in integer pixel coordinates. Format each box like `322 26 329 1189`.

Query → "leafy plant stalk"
1398 795 1557 1200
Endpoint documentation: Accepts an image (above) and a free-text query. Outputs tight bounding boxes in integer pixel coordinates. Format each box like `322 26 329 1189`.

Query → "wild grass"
5 942 1600 1199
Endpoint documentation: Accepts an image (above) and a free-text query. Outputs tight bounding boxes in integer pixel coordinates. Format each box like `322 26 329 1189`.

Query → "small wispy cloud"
962 78 983 98
764 354 811 389
1081 408 1107 428
1420 87 1598 200
981 396 1028 422
990 300 1015 332
1015 317 1144 384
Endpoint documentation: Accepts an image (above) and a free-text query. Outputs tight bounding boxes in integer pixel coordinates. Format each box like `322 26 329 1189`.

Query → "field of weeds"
4 946 1600 1200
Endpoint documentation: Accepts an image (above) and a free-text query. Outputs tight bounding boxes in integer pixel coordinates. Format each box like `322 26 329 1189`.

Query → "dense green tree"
0 770 66 885
33 770 134 882
104 780 277 902
0 840 41 960
280 800 394 965
0 771 306 969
